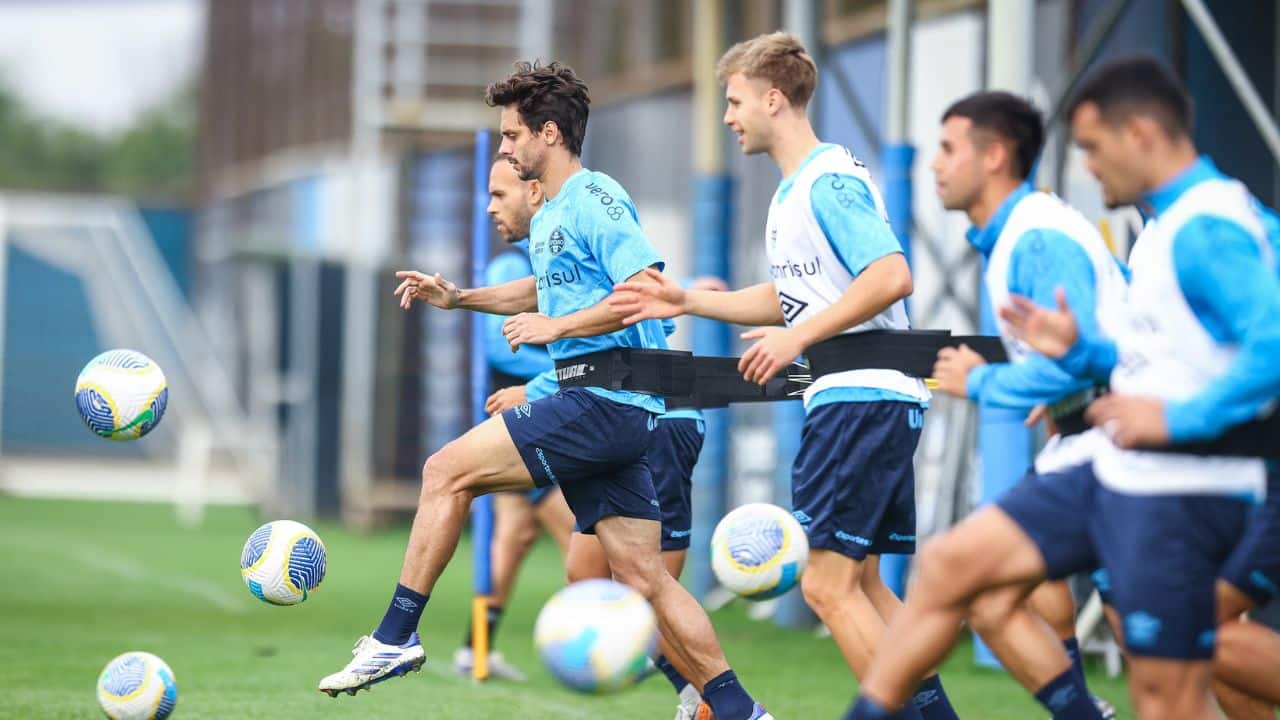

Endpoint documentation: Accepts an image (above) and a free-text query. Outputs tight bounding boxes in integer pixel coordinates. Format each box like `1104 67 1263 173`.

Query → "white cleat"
318 633 425 697
674 683 701 720
451 647 528 682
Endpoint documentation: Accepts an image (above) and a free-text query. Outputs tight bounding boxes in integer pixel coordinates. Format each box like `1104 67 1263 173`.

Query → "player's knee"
420 445 469 500
916 536 969 595
1213 622 1249 676
968 590 1021 637
609 556 663 599
800 567 846 616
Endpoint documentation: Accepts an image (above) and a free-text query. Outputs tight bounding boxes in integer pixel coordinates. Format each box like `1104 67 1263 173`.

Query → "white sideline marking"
15 536 248 614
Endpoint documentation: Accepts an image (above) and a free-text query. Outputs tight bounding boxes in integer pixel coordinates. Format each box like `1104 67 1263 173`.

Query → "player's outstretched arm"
394 270 536 315
502 266 671 350
792 252 912 348
610 268 784 327
738 253 912 385
999 288 1078 359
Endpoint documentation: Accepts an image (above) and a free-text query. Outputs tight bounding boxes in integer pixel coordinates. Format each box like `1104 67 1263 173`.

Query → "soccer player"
849 55 1280 720
610 32 959 720
927 90 1125 720
450 156 576 682
491 307 714 718
319 61 771 720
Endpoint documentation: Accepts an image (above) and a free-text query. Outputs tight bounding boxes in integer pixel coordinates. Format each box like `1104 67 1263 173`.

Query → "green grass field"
0 496 1135 719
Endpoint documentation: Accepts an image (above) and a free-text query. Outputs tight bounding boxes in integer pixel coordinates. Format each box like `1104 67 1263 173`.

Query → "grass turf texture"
0 497 1134 719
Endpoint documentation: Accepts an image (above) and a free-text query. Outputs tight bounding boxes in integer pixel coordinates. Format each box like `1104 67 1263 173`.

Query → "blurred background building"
1 0 1277 648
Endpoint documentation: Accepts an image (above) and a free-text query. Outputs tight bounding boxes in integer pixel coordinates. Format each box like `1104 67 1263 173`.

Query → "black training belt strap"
553 349 808 409
804 329 1008 379
1049 386 1279 458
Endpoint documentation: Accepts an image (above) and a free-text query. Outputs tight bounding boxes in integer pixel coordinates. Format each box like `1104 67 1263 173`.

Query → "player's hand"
609 268 688 325
998 288 1079 359
932 343 987 399
1025 404 1048 428
739 327 805 385
485 386 528 416
1085 394 1170 448
502 313 563 352
689 275 729 292
394 270 461 310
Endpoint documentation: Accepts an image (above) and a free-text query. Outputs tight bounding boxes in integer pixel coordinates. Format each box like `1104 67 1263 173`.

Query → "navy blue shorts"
650 417 704 552
791 401 924 561
526 485 556 506
502 388 661 534
998 462 1249 659
1219 472 1280 606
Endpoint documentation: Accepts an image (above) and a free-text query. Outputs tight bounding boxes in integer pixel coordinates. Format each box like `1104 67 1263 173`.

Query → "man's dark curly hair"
485 61 591 156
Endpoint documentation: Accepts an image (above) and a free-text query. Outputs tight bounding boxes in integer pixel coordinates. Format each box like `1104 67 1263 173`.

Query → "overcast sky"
0 0 203 133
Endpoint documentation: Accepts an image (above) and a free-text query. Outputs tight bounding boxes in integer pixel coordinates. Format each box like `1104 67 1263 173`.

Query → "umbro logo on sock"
393 596 419 612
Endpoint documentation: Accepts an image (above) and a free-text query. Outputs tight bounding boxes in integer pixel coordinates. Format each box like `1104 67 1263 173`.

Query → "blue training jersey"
484 240 553 380
528 168 669 414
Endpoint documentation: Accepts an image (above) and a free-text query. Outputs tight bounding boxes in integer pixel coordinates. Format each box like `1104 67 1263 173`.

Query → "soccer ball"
239 520 327 605
74 349 168 441
534 579 657 694
710 503 809 600
96 651 178 720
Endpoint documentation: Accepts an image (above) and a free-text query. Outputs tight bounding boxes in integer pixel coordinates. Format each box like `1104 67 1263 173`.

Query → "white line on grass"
14 536 248 614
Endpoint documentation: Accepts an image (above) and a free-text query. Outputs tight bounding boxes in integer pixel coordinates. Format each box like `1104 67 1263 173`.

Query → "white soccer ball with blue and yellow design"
239 520 327 606
711 502 809 600
96 651 178 720
74 350 168 441
533 579 657 694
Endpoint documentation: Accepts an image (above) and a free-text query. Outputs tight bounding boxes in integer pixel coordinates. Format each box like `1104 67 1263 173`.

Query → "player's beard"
513 148 546 182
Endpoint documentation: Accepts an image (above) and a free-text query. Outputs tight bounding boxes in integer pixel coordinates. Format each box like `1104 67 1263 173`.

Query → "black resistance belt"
553 329 1006 409
1049 386 1279 458
552 348 808 409
804 329 1008 379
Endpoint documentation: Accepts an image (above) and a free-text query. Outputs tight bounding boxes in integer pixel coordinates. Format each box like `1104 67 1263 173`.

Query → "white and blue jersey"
967 184 1130 472
528 168 669 415
1059 157 1280 499
485 240 554 384
763 143 929 412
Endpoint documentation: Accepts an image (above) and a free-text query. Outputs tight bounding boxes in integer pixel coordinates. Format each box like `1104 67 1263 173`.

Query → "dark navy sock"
845 696 917 720
372 583 429 646
703 669 755 720
1035 668 1104 720
461 605 505 649
1063 638 1087 687
912 675 960 720
654 655 691 694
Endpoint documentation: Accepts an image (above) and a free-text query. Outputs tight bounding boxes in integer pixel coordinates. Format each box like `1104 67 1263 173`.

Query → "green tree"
0 78 194 199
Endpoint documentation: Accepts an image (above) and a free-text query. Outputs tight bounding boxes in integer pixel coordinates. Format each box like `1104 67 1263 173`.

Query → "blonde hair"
716 32 818 108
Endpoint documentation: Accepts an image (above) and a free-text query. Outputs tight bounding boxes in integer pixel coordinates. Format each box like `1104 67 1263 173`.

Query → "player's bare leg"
319 414 534 696
534 486 575 555
1213 580 1279 718
453 491 539 680
858 506 1050 709
1128 656 1218 720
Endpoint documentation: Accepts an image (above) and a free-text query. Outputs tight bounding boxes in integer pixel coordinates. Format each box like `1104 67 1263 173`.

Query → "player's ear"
541 120 560 146
765 87 784 116
526 179 544 206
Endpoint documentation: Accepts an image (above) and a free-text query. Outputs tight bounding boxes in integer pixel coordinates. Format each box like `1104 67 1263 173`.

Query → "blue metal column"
470 131 494 600
878 0 915 599
972 275 1033 668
